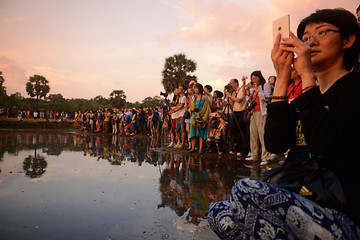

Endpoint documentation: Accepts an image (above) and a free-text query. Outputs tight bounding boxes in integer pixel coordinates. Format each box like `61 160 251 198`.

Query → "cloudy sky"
0 0 357 102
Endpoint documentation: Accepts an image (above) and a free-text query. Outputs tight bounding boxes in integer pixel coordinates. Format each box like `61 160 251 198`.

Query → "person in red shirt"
287 68 303 103
249 71 271 164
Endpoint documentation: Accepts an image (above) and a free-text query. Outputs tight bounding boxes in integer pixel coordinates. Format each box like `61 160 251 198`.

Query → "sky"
0 0 358 103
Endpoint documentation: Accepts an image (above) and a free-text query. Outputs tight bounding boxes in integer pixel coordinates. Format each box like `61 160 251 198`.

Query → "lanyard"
289 81 302 99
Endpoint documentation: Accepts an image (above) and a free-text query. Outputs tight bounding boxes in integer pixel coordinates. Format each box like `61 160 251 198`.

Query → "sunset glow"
0 0 357 102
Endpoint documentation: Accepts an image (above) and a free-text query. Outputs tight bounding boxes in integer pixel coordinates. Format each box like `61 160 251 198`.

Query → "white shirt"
177 95 186 117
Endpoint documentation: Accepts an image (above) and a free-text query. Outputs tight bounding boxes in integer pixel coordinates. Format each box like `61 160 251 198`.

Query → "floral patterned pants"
208 178 360 240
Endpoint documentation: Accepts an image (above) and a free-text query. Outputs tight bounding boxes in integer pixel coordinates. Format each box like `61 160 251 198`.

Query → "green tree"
141 96 165 107
109 90 126 108
26 75 50 110
46 93 65 103
161 53 197 93
0 71 7 106
92 95 110 108
0 71 6 96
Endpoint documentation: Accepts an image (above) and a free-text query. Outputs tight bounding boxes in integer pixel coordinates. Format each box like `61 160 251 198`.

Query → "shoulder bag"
261 153 346 209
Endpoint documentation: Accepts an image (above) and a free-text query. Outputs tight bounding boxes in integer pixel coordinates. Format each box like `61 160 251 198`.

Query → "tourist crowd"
71 71 288 166
14 109 70 122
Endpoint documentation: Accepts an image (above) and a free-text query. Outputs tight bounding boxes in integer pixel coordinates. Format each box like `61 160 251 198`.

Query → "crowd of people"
73 72 288 167
14 110 70 122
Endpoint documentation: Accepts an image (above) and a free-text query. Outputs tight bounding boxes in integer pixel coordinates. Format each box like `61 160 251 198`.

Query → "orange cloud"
0 56 28 96
161 0 274 52
160 0 358 52
158 0 358 87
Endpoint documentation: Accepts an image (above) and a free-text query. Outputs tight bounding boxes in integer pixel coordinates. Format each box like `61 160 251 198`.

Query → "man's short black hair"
204 85 213 93
231 79 239 85
179 84 187 91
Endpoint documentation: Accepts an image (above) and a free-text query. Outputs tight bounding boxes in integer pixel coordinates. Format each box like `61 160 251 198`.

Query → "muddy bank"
0 118 75 129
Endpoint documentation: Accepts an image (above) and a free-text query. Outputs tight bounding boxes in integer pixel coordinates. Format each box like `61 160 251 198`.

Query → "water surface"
0 130 263 240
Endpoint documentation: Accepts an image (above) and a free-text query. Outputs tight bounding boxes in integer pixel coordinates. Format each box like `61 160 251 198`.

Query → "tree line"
0 53 197 114
0 72 165 113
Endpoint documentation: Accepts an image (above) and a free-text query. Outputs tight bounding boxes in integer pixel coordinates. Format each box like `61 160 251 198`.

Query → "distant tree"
141 96 165 107
109 90 126 108
91 95 110 108
0 71 6 96
26 75 50 110
10 92 23 100
46 93 65 103
161 53 197 93
0 72 7 106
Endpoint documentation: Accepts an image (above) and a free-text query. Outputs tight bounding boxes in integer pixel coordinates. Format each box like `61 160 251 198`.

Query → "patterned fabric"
208 178 360 240
189 96 210 140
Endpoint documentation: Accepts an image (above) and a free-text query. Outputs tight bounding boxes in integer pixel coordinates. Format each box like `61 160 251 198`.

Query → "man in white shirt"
33 110 38 120
225 78 250 156
169 85 187 148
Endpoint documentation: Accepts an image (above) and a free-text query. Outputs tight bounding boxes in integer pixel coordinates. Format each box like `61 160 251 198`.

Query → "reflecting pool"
0 130 268 240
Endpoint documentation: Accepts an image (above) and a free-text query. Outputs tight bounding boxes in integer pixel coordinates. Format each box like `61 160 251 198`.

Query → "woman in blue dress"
188 83 210 154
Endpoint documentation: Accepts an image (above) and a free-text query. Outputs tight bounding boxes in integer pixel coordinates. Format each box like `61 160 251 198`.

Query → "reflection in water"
0 131 256 214
0 130 274 239
157 154 250 226
23 148 47 178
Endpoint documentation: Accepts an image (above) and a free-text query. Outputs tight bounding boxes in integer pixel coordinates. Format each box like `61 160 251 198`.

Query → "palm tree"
161 53 197 93
110 90 126 108
26 75 50 110
23 148 47 178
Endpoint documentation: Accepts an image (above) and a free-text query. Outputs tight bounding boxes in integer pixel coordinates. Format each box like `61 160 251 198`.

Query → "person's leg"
190 137 196 151
175 118 180 145
249 112 260 160
199 137 204 152
233 111 242 153
238 110 250 156
168 120 175 146
186 122 191 149
209 178 360 240
179 117 186 146
259 114 271 161
228 113 236 153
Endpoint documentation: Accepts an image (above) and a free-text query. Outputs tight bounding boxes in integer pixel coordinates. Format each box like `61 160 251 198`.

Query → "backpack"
152 111 159 123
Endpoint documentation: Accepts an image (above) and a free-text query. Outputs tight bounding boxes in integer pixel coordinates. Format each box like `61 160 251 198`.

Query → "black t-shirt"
265 72 360 226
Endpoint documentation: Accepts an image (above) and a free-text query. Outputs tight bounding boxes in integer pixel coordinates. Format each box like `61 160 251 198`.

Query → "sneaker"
173 144 183 149
245 155 254 161
236 152 247 157
270 153 283 161
167 143 175 148
260 160 269 166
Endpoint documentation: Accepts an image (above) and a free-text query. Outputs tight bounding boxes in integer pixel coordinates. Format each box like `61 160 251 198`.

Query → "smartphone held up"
273 14 290 43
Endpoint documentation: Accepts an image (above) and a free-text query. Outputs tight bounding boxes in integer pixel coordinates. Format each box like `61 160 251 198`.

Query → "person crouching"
206 110 227 155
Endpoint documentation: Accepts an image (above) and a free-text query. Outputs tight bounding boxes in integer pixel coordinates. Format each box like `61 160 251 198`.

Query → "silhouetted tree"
110 90 126 108
26 75 50 110
161 53 197 93
23 148 47 178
